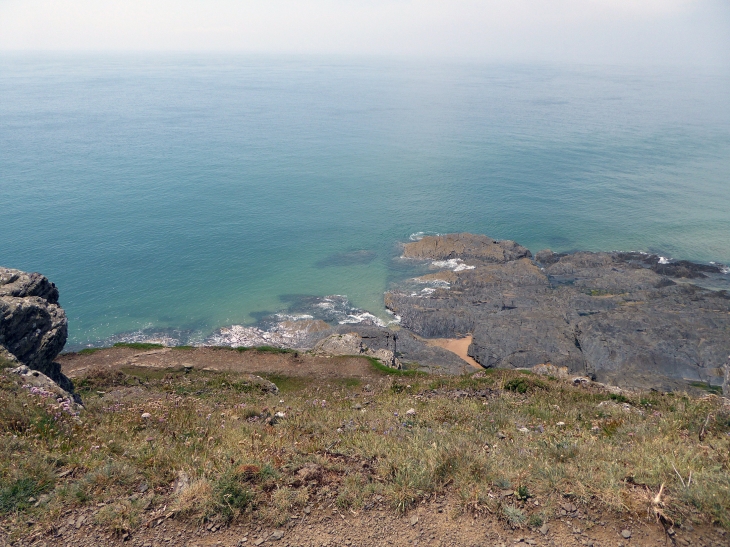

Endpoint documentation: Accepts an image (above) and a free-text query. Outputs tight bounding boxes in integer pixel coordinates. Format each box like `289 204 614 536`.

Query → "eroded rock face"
1 267 74 396
387 235 730 390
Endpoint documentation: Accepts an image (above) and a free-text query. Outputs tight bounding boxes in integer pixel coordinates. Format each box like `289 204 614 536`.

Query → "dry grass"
1 361 729 541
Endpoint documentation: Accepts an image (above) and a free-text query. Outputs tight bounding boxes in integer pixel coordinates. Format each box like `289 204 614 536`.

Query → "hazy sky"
1 0 729 65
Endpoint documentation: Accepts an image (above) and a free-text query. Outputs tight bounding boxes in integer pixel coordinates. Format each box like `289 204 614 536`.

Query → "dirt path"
59 347 384 381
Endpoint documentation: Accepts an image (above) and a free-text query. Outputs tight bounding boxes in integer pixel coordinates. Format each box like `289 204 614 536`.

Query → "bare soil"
58 347 384 382
11 495 727 547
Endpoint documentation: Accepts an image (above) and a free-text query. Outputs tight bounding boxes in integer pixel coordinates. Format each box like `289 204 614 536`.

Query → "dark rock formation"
304 324 474 375
386 235 730 390
0 267 79 400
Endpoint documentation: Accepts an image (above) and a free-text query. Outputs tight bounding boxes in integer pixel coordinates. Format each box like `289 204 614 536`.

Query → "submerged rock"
387 234 730 391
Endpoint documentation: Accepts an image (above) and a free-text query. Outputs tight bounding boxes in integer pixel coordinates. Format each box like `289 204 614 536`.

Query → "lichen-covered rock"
1 267 77 401
0 268 60 303
10 365 82 410
0 295 67 372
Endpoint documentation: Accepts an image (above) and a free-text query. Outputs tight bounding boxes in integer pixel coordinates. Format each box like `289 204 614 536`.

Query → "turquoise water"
2 55 729 347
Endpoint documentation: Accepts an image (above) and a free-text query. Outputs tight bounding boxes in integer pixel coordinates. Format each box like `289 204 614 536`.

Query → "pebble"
621 529 632 539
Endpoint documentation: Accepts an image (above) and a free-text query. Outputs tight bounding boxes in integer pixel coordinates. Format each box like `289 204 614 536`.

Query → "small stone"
539 524 549 535
621 529 632 539
410 515 419 526
270 530 284 540
254 538 265 546
406 408 416 416
556 421 566 426
497 432 507 439
353 404 362 410
141 413 152 419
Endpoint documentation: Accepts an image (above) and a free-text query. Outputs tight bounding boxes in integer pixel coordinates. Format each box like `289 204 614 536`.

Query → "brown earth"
58 347 385 382
10 495 727 547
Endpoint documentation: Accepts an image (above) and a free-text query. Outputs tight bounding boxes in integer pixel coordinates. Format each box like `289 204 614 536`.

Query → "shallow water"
1 55 729 347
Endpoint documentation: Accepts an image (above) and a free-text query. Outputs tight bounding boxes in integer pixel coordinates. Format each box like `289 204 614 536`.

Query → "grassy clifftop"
1 356 729 543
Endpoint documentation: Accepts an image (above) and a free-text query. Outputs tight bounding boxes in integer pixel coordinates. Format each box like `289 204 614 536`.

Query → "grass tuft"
113 342 166 350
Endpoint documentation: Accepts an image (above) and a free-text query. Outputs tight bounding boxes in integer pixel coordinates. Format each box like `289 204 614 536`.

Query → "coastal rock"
386 234 730 390
206 319 331 348
313 332 402 369
0 268 60 303
306 325 471 374
1 267 79 401
402 233 531 262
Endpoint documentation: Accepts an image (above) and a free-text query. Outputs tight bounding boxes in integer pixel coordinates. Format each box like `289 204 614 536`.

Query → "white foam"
338 312 386 327
431 258 475 271
421 287 436 295
206 325 286 348
274 313 314 321
385 311 401 325
722 266 730 275
658 256 670 264
414 278 451 289
409 231 440 241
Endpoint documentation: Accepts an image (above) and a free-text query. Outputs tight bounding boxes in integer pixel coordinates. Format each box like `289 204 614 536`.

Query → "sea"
1 54 729 349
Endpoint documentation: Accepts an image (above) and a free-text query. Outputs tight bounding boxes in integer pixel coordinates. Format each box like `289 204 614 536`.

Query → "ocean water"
1 55 729 348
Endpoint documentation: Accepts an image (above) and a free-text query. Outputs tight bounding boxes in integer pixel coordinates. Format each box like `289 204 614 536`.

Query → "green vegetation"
689 381 723 396
1 363 729 541
112 342 166 350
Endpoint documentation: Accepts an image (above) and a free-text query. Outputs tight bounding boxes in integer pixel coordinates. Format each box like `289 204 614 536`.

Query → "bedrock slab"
386 235 730 390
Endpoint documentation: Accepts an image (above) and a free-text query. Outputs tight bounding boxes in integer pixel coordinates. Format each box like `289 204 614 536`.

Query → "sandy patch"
425 335 481 369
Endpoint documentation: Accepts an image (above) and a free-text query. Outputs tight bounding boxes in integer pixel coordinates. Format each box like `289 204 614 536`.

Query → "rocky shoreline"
3 232 730 394
387 233 730 392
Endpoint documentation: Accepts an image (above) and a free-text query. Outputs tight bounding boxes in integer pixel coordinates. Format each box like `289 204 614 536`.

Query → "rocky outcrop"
313 332 402 369
305 325 473 375
386 235 730 391
0 267 79 401
403 233 531 262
